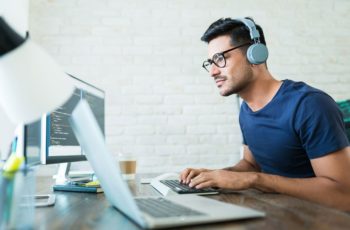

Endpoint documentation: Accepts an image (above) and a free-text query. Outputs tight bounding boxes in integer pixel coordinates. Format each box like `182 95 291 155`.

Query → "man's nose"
209 64 220 77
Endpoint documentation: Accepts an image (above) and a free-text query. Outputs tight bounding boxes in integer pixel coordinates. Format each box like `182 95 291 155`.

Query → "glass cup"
0 169 35 229
118 152 137 180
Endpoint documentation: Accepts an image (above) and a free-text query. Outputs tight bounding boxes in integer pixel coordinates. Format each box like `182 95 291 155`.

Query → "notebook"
53 183 103 193
69 100 265 229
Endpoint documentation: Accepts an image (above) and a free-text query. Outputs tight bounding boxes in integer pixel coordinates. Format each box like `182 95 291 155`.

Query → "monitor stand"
34 194 56 207
52 163 97 193
55 162 72 185
54 162 94 185
34 168 57 207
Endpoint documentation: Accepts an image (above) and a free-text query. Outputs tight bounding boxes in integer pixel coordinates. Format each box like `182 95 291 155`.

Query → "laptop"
150 173 219 196
69 100 265 229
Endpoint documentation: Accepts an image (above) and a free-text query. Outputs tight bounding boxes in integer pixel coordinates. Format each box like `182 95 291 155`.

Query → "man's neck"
239 72 281 112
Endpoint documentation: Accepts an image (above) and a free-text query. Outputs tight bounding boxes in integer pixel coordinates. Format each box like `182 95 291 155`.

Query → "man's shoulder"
281 79 332 104
282 79 324 95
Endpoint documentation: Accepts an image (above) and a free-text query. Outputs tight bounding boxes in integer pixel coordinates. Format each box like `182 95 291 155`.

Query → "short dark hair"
201 17 266 48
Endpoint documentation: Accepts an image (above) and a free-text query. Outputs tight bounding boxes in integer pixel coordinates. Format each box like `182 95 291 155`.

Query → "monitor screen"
24 120 42 166
40 74 105 164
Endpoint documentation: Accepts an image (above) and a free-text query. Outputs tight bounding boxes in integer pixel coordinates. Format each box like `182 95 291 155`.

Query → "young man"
180 17 350 211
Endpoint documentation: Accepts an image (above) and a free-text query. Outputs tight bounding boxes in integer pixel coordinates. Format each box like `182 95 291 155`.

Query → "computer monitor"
40 74 105 184
24 120 41 167
23 119 55 207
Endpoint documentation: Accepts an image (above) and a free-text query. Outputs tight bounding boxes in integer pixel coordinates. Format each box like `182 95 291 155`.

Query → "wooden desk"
35 175 350 229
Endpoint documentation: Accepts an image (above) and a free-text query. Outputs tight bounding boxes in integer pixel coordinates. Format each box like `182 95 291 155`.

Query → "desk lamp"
0 16 74 155
0 16 74 207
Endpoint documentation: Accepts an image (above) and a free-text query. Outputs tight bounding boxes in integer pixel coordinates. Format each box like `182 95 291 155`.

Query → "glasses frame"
202 42 251 72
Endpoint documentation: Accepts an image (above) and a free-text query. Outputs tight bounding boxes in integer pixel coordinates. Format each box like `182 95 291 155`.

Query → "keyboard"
160 180 218 194
135 197 205 218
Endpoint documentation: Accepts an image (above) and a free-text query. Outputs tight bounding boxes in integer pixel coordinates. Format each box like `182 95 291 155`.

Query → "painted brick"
29 0 350 175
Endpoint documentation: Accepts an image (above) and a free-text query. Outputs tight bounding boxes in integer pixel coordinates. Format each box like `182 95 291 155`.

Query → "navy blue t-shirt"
239 80 349 178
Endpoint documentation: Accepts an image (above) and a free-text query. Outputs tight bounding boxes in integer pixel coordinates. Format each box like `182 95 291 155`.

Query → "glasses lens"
213 53 225 68
202 60 211 72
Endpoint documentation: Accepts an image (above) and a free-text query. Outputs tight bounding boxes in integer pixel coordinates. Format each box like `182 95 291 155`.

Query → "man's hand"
188 170 256 190
179 168 212 184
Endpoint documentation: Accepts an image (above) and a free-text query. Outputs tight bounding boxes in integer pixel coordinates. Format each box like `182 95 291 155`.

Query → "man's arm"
253 147 350 210
189 147 350 211
179 145 259 183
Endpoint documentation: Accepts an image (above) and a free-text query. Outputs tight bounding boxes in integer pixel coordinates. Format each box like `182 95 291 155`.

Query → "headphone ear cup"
246 43 268 65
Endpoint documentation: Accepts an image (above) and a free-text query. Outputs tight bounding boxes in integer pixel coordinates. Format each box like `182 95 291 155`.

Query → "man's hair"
201 17 266 49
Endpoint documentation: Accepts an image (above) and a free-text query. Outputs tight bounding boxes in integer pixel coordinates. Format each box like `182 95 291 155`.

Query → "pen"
11 137 17 155
2 137 24 173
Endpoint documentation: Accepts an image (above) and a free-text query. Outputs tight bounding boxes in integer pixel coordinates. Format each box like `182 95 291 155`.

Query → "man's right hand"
179 168 212 184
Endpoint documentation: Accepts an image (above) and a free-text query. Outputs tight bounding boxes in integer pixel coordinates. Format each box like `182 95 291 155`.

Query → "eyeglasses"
202 43 251 72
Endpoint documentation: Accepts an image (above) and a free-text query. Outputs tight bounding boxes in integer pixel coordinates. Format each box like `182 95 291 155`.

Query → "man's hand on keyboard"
188 169 256 190
179 168 212 184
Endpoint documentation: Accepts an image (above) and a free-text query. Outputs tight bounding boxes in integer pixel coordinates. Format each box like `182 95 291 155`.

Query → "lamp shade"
0 17 74 124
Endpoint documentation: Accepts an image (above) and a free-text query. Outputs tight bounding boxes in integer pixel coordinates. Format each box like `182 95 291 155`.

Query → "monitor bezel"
40 74 105 165
23 123 41 166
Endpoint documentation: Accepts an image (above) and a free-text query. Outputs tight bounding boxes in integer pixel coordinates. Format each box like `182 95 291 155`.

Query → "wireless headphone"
236 18 268 65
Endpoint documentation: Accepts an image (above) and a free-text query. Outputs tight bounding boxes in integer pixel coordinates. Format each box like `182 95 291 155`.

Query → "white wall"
29 0 350 175
1 0 29 36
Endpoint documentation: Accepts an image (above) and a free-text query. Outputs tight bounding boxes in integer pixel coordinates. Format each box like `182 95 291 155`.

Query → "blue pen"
6 137 17 159
11 137 18 155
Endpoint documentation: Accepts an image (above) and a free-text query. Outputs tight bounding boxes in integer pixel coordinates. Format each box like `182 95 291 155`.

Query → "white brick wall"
29 0 350 175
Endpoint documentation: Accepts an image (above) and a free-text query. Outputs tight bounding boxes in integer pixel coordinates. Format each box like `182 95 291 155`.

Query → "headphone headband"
236 18 260 42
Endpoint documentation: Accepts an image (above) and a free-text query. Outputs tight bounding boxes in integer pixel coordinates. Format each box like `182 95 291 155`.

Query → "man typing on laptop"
180 17 350 211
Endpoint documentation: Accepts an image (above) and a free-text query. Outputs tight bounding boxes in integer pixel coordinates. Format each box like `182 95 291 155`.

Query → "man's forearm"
250 172 350 211
223 159 259 172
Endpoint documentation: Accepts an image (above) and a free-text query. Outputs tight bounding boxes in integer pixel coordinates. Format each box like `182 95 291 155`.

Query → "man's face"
207 35 253 96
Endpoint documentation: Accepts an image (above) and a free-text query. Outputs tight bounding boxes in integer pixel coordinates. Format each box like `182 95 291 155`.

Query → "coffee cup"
118 152 137 180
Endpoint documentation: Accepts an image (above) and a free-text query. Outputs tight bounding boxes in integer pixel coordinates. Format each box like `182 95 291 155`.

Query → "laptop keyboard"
160 180 218 194
135 197 205 218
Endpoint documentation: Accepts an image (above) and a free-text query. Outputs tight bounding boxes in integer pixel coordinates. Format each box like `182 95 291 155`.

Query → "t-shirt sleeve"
294 93 349 159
